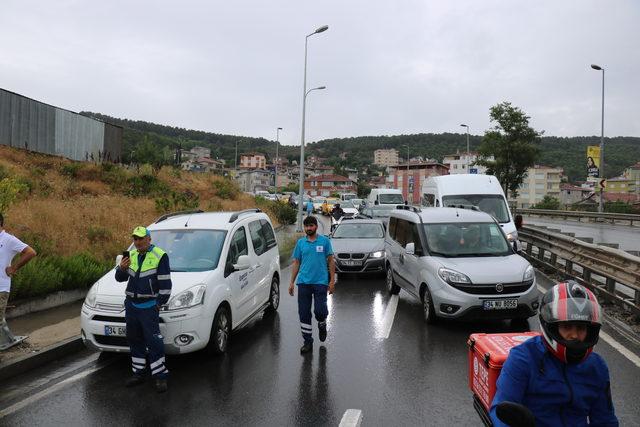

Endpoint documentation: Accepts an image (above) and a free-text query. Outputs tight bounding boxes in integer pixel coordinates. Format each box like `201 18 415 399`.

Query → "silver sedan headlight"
523 265 535 282
370 251 385 259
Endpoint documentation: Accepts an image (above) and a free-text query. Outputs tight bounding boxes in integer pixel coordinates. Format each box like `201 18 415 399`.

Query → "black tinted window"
388 217 398 239
248 221 267 256
227 227 248 266
260 219 277 250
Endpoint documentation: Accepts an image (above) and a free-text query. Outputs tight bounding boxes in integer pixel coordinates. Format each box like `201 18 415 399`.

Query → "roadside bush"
214 178 240 200
0 164 9 181
60 162 83 178
100 164 128 190
155 190 200 213
270 202 297 225
0 177 29 213
126 173 169 197
87 226 112 243
10 252 110 301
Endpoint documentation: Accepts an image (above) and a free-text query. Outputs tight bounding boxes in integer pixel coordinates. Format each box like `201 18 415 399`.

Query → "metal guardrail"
518 225 640 316
516 208 640 225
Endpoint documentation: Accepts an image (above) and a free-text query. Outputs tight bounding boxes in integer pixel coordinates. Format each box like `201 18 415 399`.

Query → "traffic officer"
115 226 172 393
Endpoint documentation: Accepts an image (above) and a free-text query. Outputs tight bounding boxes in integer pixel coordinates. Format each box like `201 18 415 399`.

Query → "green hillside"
84 112 640 182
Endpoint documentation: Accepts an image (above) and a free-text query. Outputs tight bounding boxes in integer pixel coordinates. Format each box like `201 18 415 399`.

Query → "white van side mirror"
233 255 251 271
115 254 123 268
405 242 415 255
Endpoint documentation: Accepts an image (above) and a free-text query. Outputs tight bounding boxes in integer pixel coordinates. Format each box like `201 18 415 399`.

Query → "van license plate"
105 325 127 336
483 299 518 310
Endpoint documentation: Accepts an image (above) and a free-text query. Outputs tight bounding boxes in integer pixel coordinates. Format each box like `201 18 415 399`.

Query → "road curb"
0 335 84 382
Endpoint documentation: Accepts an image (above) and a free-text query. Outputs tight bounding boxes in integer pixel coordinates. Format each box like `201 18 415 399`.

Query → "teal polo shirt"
292 235 334 286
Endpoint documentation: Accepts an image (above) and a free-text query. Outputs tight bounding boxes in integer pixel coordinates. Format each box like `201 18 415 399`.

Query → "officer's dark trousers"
297 284 328 344
125 300 168 379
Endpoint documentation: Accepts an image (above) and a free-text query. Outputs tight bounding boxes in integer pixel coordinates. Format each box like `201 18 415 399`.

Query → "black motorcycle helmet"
539 281 602 364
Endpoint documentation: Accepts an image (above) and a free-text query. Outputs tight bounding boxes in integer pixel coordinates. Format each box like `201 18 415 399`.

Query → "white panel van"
367 188 405 206
420 175 519 245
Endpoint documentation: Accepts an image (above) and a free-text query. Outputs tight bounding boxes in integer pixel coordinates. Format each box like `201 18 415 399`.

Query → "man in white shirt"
0 213 37 345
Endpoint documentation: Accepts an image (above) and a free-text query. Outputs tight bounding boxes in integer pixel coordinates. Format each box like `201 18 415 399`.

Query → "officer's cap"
132 226 150 238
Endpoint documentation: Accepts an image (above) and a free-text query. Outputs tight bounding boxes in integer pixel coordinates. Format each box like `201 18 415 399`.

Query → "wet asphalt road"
2 218 640 426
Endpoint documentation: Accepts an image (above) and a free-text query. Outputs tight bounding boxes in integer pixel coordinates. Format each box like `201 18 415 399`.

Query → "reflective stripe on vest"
128 246 167 299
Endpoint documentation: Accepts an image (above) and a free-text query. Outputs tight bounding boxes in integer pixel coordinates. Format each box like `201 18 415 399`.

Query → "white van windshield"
379 193 404 204
423 222 511 257
442 194 510 223
150 230 227 272
342 194 356 200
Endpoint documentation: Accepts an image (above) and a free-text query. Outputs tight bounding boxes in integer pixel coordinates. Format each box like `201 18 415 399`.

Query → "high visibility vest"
125 246 167 299
129 246 166 277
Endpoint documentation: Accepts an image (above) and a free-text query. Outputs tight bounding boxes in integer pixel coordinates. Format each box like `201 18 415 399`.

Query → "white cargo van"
340 193 357 201
420 175 519 244
367 188 405 206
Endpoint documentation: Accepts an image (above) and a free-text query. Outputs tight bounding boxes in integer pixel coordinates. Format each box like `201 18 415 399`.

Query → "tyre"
386 266 400 295
265 275 280 313
206 305 231 355
422 286 437 324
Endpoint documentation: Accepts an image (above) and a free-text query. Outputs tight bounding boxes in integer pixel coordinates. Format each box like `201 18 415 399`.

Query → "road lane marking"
536 284 640 368
0 360 113 419
339 409 363 427
378 295 399 339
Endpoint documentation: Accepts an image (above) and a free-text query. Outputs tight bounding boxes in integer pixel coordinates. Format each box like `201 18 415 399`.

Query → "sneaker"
319 325 327 342
155 378 168 393
125 375 145 388
300 343 313 354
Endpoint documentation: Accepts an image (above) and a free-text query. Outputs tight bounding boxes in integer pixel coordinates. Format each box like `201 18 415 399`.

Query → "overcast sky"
1 1 639 146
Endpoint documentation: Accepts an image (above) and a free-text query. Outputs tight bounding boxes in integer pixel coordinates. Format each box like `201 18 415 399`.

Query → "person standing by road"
0 213 37 347
116 226 172 393
288 216 335 354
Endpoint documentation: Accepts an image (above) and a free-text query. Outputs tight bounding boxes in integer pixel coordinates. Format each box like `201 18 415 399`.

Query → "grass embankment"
0 145 262 302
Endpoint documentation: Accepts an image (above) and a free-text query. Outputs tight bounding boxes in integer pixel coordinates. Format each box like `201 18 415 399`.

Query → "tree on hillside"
475 102 541 197
532 195 561 210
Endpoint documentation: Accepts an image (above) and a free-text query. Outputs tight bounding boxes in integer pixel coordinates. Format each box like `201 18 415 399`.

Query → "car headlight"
84 284 98 308
506 231 518 242
166 285 206 311
438 267 472 285
370 251 385 258
523 265 535 282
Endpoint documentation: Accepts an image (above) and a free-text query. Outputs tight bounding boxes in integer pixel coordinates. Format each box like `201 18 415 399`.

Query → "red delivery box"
467 332 541 414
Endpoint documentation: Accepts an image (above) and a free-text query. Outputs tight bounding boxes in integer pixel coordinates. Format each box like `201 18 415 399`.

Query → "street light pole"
591 64 605 213
275 127 282 189
234 140 238 172
403 145 410 202
460 124 469 172
297 25 329 232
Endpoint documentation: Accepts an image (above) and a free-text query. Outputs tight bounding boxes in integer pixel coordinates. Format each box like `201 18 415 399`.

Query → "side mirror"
115 254 123 268
405 242 415 255
233 255 251 271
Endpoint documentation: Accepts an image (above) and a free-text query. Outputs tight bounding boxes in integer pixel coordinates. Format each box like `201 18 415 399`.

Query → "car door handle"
399 253 405 264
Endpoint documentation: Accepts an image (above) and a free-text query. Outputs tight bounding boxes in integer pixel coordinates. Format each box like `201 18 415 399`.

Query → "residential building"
373 149 399 167
307 156 326 167
387 161 449 203
623 162 640 183
514 165 563 208
369 175 389 189
190 146 211 159
308 165 334 176
304 174 356 197
239 153 267 169
344 167 358 182
442 151 492 175
235 169 272 193
559 184 594 207
605 176 636 194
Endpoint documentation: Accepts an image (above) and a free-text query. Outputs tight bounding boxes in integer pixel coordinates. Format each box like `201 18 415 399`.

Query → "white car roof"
390 207 495 224
148 210 271 232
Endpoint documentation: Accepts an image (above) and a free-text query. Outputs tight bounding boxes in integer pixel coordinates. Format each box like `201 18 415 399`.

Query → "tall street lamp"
403 145 410 202
591 64 605 213
460 124 470 172
275 127 282 189
234 140 239 172
297 24 329 231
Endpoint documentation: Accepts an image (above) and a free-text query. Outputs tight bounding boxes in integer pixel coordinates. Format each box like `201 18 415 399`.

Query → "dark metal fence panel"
103 122 123 162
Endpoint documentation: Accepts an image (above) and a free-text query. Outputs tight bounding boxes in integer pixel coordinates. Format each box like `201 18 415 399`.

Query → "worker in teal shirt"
288 215 335 354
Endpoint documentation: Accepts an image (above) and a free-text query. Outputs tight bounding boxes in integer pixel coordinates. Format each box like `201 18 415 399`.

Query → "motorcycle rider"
331 203 344 221
490 281 618 426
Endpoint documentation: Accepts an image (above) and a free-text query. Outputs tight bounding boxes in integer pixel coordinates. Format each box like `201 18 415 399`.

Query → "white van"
340 193 357 201
420 175 519 244
367 188 405 206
